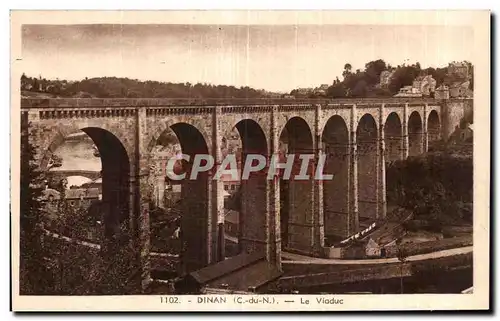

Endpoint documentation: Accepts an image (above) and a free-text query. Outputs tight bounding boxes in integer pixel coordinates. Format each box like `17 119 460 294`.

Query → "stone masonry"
21 97 470 290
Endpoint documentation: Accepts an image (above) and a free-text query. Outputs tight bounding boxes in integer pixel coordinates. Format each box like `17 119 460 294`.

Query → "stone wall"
22 98 471 282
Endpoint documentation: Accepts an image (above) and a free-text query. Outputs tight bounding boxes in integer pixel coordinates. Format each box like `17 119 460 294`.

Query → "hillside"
20 75 280 99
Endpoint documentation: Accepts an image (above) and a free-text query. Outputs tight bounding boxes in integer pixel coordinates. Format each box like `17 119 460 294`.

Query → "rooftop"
65 187 100 200
42 188 61 200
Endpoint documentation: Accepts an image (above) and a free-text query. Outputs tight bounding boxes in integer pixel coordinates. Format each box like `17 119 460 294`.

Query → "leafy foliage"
386 145 473 231
21 74 277 99
44 228 141 295
19 120 52 294
150 204 182 254
387 63 421 94
321 60 473 98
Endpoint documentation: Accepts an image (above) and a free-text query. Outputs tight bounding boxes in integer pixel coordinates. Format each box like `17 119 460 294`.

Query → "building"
449 81 472 98
222 173 240 193
224 209 240 238
435 85 450 100
393 85 422 97
365 238 382 258
265 92 282 99
293 88 314 97
448 62 471 80
313 84 329 96
446 62 473 98
150 144 182 208
379 70 395 88
65 188 100 209
21 83 33 91
81 177 102 193
412 75 437 96
163 179 182 209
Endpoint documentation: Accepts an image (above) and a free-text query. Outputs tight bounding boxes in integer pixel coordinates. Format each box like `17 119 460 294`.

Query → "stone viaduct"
21 97 472 288
47 169 102 182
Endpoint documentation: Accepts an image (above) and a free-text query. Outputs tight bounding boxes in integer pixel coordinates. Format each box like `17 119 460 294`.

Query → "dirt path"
282 246 473 265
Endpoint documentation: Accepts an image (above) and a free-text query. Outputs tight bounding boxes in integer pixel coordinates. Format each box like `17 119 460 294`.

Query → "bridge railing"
19 97 455 109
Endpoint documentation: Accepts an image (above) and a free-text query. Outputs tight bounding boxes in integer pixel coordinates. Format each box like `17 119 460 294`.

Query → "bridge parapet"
20 97 456 109
21 94 472 289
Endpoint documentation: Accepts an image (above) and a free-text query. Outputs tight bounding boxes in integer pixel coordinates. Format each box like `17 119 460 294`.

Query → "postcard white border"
9 10 490 311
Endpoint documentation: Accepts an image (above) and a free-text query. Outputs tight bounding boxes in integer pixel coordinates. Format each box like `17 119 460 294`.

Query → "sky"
21 24 474 92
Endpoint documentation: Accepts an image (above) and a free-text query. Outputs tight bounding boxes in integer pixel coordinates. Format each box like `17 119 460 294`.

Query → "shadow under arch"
408 111 424 156
385 112 403 163
78 128 131 253
427 110 441 149
166 122 211 273
279 117 314 253
356 114 378 222
321 115 350 243
231 119 268 254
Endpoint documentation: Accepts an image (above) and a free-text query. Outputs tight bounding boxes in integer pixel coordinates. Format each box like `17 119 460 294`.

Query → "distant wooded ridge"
20 59 473 99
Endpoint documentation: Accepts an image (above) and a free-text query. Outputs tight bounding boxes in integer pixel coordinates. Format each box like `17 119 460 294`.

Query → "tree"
21 73 28 89
364 59 387 85
32 78 39 92
20 120 53 294
351 79 368 97
326 83 346 98
48 224 142 295
388 64 421 94
423 67 447 87
56 178 68 212
20 125 143 295
386 142 473 230
342 63 353 79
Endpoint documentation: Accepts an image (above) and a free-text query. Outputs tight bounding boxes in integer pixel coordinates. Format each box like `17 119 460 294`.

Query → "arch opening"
149 123 210 274
279 117 314 252
41 128 130 255
427 110 441 149
408 111 424 156
384 112 403 163
82 128 130 250
32 127 132 294
356 114 378 224
232 119 268 255
321 115 349 244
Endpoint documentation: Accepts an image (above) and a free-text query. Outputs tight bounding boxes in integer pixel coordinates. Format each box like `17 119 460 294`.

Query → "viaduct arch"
22 97 463 290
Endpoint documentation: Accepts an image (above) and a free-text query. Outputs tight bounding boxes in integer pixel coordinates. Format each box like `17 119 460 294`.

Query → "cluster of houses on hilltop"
41 179 102 215
40 177 103 241
290 61 473 99
20 74 74 94
391 61 473 98
291 84 330 98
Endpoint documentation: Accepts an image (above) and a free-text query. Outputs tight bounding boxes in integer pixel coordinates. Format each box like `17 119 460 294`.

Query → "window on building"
224 185 229 191
230 185 235 191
